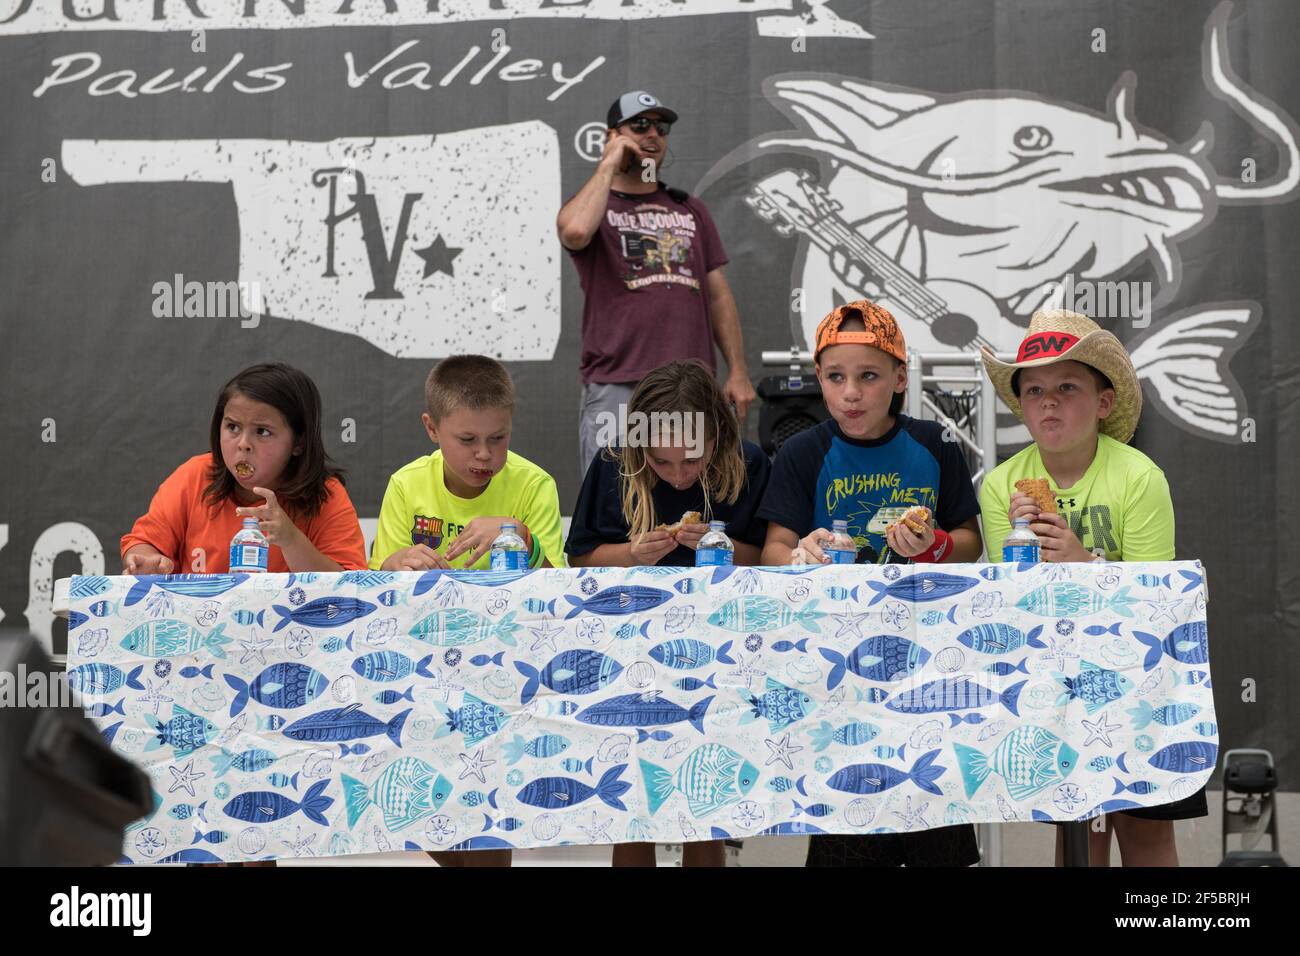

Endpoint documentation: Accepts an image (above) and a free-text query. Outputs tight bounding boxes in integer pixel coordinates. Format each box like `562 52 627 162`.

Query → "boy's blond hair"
425 355 515 422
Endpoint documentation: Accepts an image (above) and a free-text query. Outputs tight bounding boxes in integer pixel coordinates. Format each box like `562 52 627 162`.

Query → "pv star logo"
62 124 561 359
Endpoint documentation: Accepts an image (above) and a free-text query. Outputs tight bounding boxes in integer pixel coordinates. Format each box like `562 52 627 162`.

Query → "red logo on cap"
1017 331 1080 362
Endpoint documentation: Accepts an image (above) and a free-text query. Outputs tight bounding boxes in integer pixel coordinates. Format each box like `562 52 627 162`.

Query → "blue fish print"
707 597 824 633
1112 778 1160 795
1127 700 1200 730
884 676 1025 716
84 698 126 719
955 623 1045 655
223 780 333 825
459 789 500 809
232 609 265 627
210 747 278 777
826 750 946 796
792 801 835 818
124 572 249 606
433 693 511 746
1053 661 1134 714
413 569 529 595
1083 622 1122 637
69 662 144 696
69 576 113 599
342 757 453 831
516 765 630 811
502 734 570 764
641 744 759 817
577 691 713 734
282 703 410 748
637 729 674 743
224 662 330 716
866 573 978 605
321 634 355 655
648 639 734 670
1015 583 1135 618
808 720 880 752
143 706 218 758
180 664 215 680
560 758 594 774
470 652 506 667
339 570 398 588
120 619 231 659
772 639 808 654
741 678 815 733
1134 622 1208 671
985 658 1030 676
1147 741 1218 774
351 651 434 683
672 674 717 691
272 596 377 631
563 586 673 618
515 651 624 705
374 686 416 706
766 775 808 796
954 727 1078 800
820 635 930 688
1087 753 1129 774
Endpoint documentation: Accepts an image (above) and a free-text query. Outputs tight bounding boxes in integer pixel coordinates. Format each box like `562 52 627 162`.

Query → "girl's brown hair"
613 360 748 540
203 363 345 518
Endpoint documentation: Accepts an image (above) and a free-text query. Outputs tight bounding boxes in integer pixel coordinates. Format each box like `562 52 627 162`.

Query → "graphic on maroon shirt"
608 203 701 291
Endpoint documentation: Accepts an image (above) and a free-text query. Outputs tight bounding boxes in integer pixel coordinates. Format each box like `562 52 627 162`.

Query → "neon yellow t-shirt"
979 434 1175 563
370 450 566 570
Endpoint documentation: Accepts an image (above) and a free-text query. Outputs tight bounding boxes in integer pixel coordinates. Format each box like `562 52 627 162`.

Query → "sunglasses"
623 117 672 136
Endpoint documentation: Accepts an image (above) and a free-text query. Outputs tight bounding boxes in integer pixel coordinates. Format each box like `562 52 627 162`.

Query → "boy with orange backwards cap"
980 309 1204 866
758 299 984 867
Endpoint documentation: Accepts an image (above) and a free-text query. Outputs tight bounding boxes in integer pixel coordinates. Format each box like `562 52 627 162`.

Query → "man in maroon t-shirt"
557 91 756 474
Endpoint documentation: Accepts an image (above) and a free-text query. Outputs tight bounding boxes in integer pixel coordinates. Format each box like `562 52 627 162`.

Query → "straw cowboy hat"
981 309 1142 443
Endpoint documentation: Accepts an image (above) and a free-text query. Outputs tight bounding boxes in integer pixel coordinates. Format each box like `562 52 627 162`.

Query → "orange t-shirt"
121 454 367 573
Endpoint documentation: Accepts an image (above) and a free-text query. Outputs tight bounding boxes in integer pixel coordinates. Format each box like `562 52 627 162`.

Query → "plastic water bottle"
489 522 529 571
825 519 857 565
695 521 734 567
1002 517 1041 564
229 517 269 573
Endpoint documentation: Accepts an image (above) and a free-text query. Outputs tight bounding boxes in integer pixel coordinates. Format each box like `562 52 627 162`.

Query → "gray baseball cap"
607 91 679 129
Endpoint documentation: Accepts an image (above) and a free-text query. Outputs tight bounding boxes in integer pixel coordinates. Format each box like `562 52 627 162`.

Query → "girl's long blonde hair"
614 360 749 540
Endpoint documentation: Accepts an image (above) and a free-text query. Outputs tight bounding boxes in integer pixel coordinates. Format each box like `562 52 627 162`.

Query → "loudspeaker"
756 374 829 456
0 630 153 865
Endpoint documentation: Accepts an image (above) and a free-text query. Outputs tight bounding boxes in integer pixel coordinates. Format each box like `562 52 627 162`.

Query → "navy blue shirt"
757 415 979 564
566 441 771 566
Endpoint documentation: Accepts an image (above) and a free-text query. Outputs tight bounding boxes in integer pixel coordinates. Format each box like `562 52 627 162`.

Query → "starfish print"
1081 711 1123 748
575 810 613 842
1045 635 1079 671
279 826 318 857
1144 590 1185 627
140 678 174 716
239 635 273 666
727 652 767 690
528 621 563 654
832 611 869 640
891 796 931 831
764 733 803 770
458 748 495 784
168 760 204 798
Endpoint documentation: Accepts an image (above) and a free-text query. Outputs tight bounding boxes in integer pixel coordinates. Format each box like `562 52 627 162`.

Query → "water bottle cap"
832 519 848 530
500 522 516 531
709 520 725 531
243 517 258 528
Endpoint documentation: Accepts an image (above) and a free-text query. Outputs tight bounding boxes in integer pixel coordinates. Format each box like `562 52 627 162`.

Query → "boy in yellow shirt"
370 355 565 868
980 309 1203 866
371 355 565 574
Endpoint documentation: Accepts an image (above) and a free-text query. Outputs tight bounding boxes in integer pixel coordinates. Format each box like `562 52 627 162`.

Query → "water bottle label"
1003 543 1040 564
490 550 528 571
695 548 733 567
827 549 857 565
230 544 268 572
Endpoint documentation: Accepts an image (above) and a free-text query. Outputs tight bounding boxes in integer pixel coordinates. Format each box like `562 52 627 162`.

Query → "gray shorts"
579 381 636 477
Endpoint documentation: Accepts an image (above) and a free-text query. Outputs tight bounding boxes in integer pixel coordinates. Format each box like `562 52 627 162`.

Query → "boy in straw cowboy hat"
980 308 1206 867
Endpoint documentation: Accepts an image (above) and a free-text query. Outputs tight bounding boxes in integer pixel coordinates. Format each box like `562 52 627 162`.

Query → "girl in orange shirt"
122 363 366 574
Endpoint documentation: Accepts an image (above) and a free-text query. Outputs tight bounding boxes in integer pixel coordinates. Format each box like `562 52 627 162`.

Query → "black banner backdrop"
2 1 1297 786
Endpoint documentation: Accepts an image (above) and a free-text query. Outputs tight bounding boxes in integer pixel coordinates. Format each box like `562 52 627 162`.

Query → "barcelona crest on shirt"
411 514 443 549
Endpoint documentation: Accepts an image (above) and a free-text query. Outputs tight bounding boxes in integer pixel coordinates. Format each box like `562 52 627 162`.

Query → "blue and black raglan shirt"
757 415 980 563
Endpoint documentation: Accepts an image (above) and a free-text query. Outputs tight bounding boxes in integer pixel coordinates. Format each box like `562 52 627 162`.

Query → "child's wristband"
918 528 952 563
528 533 543 568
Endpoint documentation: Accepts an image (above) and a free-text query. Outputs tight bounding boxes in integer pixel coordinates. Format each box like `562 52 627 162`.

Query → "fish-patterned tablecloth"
66 561 1214 863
